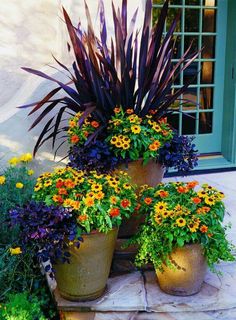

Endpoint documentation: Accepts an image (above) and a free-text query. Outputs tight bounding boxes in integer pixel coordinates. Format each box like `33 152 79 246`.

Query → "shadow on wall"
0 69 70 172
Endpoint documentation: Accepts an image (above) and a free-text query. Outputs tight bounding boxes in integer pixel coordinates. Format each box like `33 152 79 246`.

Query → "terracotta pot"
117 159 164 238
117 159 165 188
54 228 118 301
156 244 207 296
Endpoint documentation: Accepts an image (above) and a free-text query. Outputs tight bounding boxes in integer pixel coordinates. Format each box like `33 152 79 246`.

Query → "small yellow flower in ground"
27 169 35 176
0 176 6 185
8 157 19 166
10 247 22 255
20 153 32 162
16 182 24 189
176 217 186 227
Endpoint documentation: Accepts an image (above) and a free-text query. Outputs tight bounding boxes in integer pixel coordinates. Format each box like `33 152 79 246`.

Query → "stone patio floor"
51 171 236 320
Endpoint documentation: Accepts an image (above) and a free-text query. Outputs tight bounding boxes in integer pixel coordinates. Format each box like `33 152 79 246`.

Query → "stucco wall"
0 0 144 170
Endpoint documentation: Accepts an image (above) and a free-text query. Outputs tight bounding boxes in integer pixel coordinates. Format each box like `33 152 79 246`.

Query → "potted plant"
10 167 137 301
128 181 235 296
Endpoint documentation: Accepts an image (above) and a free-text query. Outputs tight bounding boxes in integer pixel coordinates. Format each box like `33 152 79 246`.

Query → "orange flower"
200 225 208 233
109 208 120 217
126 109 134 114
114 107 121 113
91 121 100 128
64 179 75 189
78 214 88 222
177 186 189 194
110 196 117 204
159 117 167 123
56 179 64 188
207 233 213 238
192 197 201 204
149 143 158 151
121 199 131 208
149 110 157 115
187 181 198 189
144 197 152 205
135 203 141 211
202 206 211 213
58 188 68 195
158 190 169 198
52 195 64 204
84 197 94 207
70 135 80 144
84 131 89 137
162 130 169 136
95 191 105 200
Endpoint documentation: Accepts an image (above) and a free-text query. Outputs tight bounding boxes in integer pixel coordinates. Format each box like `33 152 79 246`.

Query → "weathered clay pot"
54 228 118 301
156 244 207 296
117 159 165 188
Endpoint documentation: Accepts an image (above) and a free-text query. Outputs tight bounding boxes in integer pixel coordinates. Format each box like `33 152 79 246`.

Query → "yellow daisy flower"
91 183 103 192
44 180 52 187
0 176 6 185
176 218 186 227
27 169 34 176
131 125 141 134
123 183 131 190
188 222 198 233
154 201 168 213
16 182 24 189
8 157 19 166
34 183 42 192
10 247 22 255
205 197 216 206
20 153 32 162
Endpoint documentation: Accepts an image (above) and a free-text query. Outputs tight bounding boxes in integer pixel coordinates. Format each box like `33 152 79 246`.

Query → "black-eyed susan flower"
176 218 186 227
131 125 141 134
154 201 168 213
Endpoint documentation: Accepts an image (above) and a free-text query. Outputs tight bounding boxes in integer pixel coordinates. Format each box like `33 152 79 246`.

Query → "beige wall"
0 0 144 170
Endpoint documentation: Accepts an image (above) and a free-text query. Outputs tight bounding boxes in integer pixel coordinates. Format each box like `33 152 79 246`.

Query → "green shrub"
0 292 46 320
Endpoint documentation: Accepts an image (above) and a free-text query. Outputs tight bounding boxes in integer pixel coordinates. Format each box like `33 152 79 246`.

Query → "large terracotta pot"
156 244 207 296
117 159 165 188
112 160 165 272
117 159 165 238
54 228 118 301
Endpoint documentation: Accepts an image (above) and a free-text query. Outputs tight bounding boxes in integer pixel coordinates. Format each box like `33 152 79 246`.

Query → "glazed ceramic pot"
54 228 118 301
156 243 207 296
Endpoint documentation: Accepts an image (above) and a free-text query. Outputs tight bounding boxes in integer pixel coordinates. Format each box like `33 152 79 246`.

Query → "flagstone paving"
50 171 236 320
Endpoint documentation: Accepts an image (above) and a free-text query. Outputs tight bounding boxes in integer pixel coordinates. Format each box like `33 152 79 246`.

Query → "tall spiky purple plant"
20 0 199 155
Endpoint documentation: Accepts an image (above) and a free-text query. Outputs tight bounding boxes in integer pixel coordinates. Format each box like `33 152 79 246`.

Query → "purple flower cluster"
68 140 118 173
10 201 83 277
158 134 198 173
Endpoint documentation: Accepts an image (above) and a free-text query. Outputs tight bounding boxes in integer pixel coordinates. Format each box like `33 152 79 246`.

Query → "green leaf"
177 238 184 247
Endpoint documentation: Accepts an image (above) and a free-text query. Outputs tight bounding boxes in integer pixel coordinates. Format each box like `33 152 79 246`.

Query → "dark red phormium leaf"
21 0 199 155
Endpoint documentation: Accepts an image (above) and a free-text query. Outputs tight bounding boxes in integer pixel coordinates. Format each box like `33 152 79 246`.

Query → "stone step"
50 262 236 320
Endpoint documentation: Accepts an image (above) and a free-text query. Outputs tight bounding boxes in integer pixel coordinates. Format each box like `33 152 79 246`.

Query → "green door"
153 0 227 154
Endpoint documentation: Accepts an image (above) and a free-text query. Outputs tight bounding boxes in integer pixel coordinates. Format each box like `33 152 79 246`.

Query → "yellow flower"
27 169 34 176
10 247 22 255
110 196 117 204
86 191 95 198
63 199 74 207
8 157 19 166
205 197 216 206
161 210 171 218
44 180 52 187
0 176 6 185
69 119 77 128
93 173 104 179
34 183 42 192
154 201 168 214
91 183 103 192
197 190 208 198
176 218 186 227
131 125 141 134
95 191 105 200
154 213 162 225
152 124 162 132
84 197 94 207
16 182 24 189
20 153 32 162
123 183 131 190
188 222 198 233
